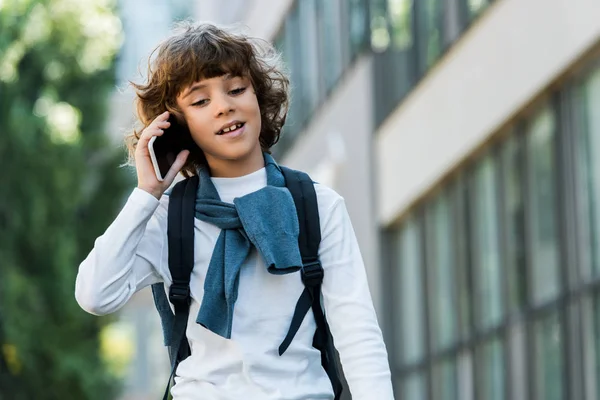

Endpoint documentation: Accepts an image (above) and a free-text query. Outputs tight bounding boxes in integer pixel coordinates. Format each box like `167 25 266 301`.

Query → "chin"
214 146 260 162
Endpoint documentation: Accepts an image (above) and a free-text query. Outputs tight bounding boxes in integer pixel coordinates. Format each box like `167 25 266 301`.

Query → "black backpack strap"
160 175 198 400
279 167 343 400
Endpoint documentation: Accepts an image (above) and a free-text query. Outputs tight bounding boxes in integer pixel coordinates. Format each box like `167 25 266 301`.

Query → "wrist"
137 185 163 200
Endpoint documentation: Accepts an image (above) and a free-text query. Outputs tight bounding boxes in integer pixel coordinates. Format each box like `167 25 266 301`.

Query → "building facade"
375 1 600 399
203 0 600 399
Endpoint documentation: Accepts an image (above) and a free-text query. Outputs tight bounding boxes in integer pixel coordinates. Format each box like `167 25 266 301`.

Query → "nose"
213 92 234 117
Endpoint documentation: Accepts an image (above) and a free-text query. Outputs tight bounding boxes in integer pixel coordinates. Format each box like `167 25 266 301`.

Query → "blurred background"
1 0 600 399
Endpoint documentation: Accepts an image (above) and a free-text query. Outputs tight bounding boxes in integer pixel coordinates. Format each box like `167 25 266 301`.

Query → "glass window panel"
427 192 457 351
579 295 598 400
283 6 301 137
372 0 416 126
346 0 369 59
534 311 564 400
442 0 463 47
433 358 458 400
298 0 320 121
457 0 493 31
476 337 505 400
403 371 427 400
396 216 426 365
388 0 416 96
452 177 473 339
593 294 600 395
318 0 344 93
416 0 443 73
472 155 503 329
578 67 600 279
388 0 413 50
526 107 560 305
370 0 390 52
581 294 600 399
501 135 527 313
581 293 600 400
466 0 492 20
457 350 474 400
508 322 528 400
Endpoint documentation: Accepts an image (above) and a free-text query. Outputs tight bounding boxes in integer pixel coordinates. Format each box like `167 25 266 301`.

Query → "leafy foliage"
0 0 133 398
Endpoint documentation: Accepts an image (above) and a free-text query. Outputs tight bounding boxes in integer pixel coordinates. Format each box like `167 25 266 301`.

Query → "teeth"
219 123 242 134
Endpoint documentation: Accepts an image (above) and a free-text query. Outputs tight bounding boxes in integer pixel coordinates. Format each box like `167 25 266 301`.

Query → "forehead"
197 73 244 85
179 74 247 98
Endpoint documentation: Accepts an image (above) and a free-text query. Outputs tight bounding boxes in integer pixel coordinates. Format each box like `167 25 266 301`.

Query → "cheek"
186 114 206 132
249 100 262 132
186 117 214 145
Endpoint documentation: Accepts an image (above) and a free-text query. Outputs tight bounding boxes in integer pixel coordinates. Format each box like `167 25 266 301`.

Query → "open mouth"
216 122 245 135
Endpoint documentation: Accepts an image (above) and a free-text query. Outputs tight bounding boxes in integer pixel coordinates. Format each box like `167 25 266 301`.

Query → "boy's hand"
135 111 190 199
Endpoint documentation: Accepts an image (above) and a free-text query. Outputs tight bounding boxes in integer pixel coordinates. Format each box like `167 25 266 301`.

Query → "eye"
191 99 208 107
229 87 246 95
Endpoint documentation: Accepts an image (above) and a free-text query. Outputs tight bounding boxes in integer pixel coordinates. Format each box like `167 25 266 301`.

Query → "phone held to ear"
148 114 191 181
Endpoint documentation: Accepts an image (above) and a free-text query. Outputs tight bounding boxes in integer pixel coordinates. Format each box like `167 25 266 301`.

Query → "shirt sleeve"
319 197 395 400
75 188 167 316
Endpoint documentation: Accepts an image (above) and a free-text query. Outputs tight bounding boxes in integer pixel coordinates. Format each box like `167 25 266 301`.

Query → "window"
526 106 561 305
388 0 413 51
401 371 427 400
458 0 494 27
371 0 495 130
577 67 600 280
282 6 301 138
275 0 366 156
500 134 527 313
345 0 369 61
442 0 463 48
427 192 458 351
388 0 417 96
395 215 426 366
579 294 600 399
457 350 475 400
533 311 564 400
592 294 600 395
432 358 458 400
383 50 600 400
370 0 390 52
465 0 493 20
415 0 443 73
451 177 473 339
297 0 320 121
508 322 528 400
317 0 344 93
472 155 503 329
476 337 505 400
372 0 416 126
579 291 600 400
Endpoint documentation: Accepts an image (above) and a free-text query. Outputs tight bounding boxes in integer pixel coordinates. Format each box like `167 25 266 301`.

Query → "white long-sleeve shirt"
75 167 394 400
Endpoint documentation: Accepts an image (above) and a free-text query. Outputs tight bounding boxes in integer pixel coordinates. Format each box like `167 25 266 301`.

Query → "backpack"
150 167 344 400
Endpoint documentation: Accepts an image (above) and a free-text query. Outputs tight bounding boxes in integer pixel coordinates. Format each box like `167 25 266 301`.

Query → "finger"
152 110 170 124
163 150 190 183
140 126 164 140
137 127 164 150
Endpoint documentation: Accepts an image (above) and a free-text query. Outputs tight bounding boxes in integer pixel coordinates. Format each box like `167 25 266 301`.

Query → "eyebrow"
181 74 236 99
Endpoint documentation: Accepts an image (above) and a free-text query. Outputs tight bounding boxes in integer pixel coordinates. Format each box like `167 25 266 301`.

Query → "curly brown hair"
125 21 290 176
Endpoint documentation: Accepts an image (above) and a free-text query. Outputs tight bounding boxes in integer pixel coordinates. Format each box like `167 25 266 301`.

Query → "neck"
206 149 265 178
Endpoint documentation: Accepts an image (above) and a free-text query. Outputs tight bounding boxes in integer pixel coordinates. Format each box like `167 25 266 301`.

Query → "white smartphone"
148 115 190 181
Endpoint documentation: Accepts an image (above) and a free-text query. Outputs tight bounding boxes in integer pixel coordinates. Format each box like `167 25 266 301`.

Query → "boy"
75 22 394 399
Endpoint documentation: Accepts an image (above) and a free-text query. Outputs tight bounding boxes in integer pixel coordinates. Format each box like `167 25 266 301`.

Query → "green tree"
0 0 133 398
